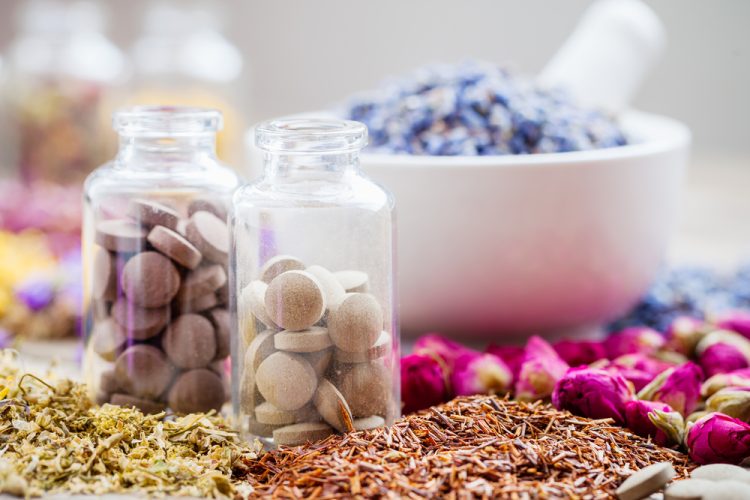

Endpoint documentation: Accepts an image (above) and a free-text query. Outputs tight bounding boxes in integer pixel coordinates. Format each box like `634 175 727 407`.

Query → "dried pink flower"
400 353 450 414
624 400 683 446
515 336 569 401
485 344 524 382
413 333 473 371
699 342 750 378
714 311 750 340
638 362 704 416
552 367 634 424
604 327 665 359
451 352 512 396
686 412 750 465
552 339 606 367
665 316 707 356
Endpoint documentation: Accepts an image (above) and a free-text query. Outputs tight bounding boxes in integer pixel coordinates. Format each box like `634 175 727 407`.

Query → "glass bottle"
231 118 399 446
82 106 239 415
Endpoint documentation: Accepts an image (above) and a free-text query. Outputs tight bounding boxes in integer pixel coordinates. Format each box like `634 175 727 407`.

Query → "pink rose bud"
638 362 704 416
624 400 684 446
400 353 450 414
665 316 707 356
699 342 750 378
552 339 607 367
413 333 473 371
604 327 665 359
451 352 512 397
702 369 750 398
686 412 750 465
714 311 750 340
515 336 569 401
706 387 750 422
486 344 524 382
552 367 635 424
696 330 750 365
604 354 675 392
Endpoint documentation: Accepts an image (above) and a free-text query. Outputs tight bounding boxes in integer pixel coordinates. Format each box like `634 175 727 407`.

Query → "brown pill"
186 211 229 264
216 284 229 305
335 331 392 364
188 197 228 221
247 417 281 438
127 198 180 230
96 391 111 405
95 219 147 253
92 248 117 301
338 361 391 418
245 329 277 372
178 291 218 313
209 308 231 360
111 298 169 340
273 422 334 446
328 293 383 353
163 314 217 369
305 348 333 377
259 255 305 283
353 415 385 431
91 318 127 362
313 378 354 433
334 270 370 293
242 280 277 329
255 351 318 411
168 368 225 414
274 327 332 353
306 265 346 306
110 393 166 415
147 225 202 270
265 271 326 331
121 251 181 308
177 264 227 301
255 401 319 426
114 345 173 400
99 369 120 394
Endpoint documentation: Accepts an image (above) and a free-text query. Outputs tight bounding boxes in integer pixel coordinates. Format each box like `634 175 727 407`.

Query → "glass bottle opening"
255 118 368 154
113 106 223 137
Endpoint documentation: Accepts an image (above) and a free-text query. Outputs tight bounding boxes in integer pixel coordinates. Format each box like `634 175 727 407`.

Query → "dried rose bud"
603 354 675 392
699 342 750 378
665 316 707 356
706 388 750 422
552 339 606 367
638 362 704 416
714 311 750 340
604 327 665 359
515 336 569 401
486 344 524 382
451 352 512 396
702 369 750 398
400 353 450 414
686 412 750 465
687 410 710 424
624 400 683 446
552 367 634 424
611 367 653 392
413 333 473 371
696 330 750 363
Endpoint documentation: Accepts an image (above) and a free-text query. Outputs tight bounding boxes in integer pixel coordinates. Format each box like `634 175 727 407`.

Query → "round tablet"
186 211 229 264
209 308 231 360
178 291 218 313
353 415 385 431
177 264 227 301
265 271 326 331
255 401 319 426
335 331 392 364
99 369 120 394
259 255 305 283
92 248 117 301
255 351 318 411
703 480 750 499
168 368 225 414
111 299 169 340
616 462 676 500
272 422 334 447
121 252 181 308
328 293 382 353
163 314 217 369
275 327 332 353
115 345 173 400
691 464 750 483
305 348 333 377
664 478 715 500
247 417 281 438
334 270 370 293
110 393 166 415
91 318 127 362
245 330 277 371
216 284 229 305
188 197 228 221
313 378 353 433
95 220 147 252
338 361 391 418
306 265 345 306
147 225 202 270
241 280 277 329
127 198 180 230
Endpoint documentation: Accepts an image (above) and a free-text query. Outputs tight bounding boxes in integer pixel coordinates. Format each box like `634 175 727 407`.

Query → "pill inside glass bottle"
82 106 239 415
231 118 399 446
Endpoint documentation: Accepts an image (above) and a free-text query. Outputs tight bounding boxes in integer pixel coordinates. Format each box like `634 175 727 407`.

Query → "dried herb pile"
235 396 693 498
0 351 259 498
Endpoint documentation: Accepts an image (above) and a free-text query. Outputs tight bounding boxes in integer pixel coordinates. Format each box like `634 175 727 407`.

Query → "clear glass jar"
82 106 239 415
232 118 399 446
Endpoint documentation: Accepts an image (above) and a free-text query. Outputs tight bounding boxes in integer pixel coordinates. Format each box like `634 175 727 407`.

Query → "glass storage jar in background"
83 106 239 415
232 118 399 446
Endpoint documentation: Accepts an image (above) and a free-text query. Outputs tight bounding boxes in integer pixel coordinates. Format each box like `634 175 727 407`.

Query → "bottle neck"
116 134 218 167
264 151 360 179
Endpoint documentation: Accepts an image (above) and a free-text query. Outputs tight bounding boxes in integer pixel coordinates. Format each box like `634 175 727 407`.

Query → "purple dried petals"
485 344 524 382
604 327 665 359
552 367 634 425
624 400 683 446
401 353 450 414
451 352 512 396
515 336 569 401
637 362 704 416
699 342 750 377
413 333 474 371
552 339 606 367
686 412 750 465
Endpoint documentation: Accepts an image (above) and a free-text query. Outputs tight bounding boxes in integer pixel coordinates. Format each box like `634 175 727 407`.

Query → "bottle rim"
113 105 223 137
255 118 368 154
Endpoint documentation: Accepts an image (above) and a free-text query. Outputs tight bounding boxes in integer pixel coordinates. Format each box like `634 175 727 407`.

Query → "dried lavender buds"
234 395 692 498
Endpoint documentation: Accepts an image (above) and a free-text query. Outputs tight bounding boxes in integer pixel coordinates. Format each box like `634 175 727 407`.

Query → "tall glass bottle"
83 106 239 414
231 118 399 446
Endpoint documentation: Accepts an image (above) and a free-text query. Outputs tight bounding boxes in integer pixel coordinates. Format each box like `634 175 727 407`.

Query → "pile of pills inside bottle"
89 196 231 414
239 255 394 445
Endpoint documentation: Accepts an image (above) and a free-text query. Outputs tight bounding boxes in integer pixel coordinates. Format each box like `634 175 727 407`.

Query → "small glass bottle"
82 106 239 415
232 118 399 446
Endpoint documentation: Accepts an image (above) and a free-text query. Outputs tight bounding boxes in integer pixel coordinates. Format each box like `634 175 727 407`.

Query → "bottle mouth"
113 106 223 137
255 118 368 154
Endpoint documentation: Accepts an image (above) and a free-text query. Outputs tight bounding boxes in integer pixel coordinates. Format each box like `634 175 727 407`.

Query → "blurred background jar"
2 0 127 184
82 106 239 414
231 118 399 445
127 1 246 166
